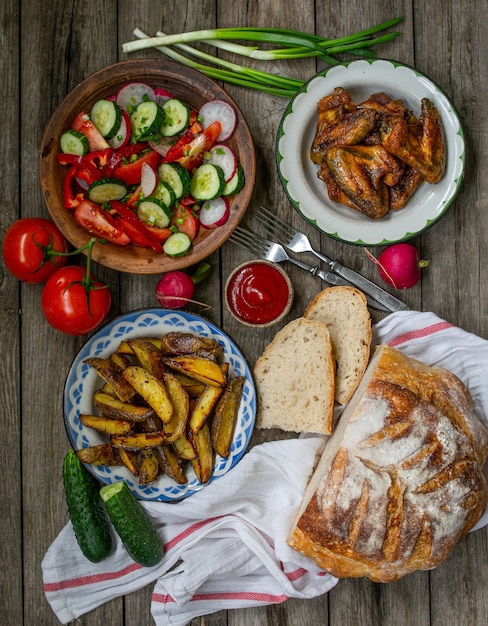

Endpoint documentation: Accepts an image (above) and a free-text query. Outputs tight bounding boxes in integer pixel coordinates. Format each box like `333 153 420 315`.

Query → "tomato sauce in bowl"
225 260 294 327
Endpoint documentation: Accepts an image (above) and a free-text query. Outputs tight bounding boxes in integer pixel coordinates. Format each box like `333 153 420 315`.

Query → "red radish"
116 82 156 112
155 262 212 309
203 144 237 182
198 100 237 141
367 243 428 289
108 109 131 148
140 161 158 197
199 197 230 228
149 135 176 157
154 87 174 104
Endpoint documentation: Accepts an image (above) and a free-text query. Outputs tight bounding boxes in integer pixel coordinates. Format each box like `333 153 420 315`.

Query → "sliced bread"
304 286 371 405
253 317 335 435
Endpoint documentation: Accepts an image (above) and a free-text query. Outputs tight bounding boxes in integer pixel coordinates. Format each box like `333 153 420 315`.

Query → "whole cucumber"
62 449 114 562
100 481 163 567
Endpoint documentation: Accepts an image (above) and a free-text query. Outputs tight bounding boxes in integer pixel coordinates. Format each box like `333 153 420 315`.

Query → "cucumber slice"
88 178 127 203
163 232 192 257
100 481 163 567
62 450 114 563
222 164 245 196
137 198 173 228
151 180 176 209
190 163 225 201
130 100 165 141
160 98 190 137
60 129 90 155
90 100 123 140
157 162 191 199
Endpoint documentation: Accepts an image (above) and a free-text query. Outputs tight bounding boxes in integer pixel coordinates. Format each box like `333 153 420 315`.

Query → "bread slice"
304 286 371 405
253 317 335 435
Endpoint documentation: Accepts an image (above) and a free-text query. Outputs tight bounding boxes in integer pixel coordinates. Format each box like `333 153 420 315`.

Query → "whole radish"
155 262 212 309
372 243 428 289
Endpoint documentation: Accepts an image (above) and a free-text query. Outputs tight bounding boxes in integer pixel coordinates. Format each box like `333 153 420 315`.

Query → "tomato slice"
112 150 160 185
72 112 110 151
172 203 199 240
74 200 130 245
143 224 173 244
174 121 222 171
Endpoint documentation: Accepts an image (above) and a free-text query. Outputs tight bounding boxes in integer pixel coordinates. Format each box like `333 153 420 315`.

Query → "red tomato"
41 265 111 335
74 200 130 245
112 150 160 185
2 217 69 283
172 203 199 240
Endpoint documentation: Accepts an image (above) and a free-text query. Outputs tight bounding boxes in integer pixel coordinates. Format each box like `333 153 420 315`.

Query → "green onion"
123 19 404 98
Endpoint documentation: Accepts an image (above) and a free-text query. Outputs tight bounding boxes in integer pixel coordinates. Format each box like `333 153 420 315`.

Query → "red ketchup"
226 261 292 325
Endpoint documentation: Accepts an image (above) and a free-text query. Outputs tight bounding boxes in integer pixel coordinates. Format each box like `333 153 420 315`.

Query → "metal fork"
229 226 390 311
255 206 409 313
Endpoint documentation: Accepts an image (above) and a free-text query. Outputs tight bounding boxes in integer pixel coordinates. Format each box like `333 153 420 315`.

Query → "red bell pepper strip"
108 142 148 171
125 185 142 209
63 166 85 209
109 201 163 253
57 153 101 184
143 224 173 244
72 112 110 151
162 120 204 163
112 150 161 185
84 148 113 169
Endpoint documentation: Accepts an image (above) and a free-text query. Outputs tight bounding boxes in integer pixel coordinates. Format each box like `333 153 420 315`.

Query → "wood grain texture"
1 0 488 624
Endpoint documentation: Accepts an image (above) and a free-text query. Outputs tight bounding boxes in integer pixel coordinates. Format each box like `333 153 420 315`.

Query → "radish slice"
198 100 237 141
108 109 131 148
154 87 174 105
199 197 230 228
140 162 158 197
149 135 177 157
116 82 156 112
203 144 237 182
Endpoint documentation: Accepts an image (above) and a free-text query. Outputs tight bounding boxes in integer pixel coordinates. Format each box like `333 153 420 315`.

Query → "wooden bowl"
39 59 256 274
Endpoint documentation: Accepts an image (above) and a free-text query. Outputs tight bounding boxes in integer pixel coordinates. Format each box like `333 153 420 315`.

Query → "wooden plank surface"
1 0 488 624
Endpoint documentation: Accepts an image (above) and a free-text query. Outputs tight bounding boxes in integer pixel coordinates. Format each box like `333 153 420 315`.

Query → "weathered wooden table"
2 1 488 624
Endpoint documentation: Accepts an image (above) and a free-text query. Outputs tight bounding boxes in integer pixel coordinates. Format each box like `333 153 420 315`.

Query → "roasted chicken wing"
325 144 405 219
390 165 425 210
379 97 446 184
310 87 378 164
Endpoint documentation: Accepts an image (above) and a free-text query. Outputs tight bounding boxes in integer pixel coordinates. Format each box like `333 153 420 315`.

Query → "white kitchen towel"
42 310 488 625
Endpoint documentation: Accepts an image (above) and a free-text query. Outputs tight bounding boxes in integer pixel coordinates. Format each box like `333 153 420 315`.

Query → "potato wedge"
127 338 167 380
173 373 206 398
172 429 198 461
211 376 245 458
109 352 133 370
79 413 132 435
163 356 226 387
111 431 165 451
159 332 223 361
116 337 163 354
93 390 154 422
163 372 190 443
189 385 224 433
154 445 187 484
118 448 139 476
191 422 214 484
84 357 137 402
76 443 121 466
138 449 160 484
122 365 173 423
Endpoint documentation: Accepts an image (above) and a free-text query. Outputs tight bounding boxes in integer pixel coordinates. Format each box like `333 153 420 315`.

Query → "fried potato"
189 385 224 433
76 443 121 466
154 445 187 484
122 365 173 423
159 332 223 361
111 431 165 451
93 390 155 422
163 372 190 443
191 422 214 484
118 448 139 476
84 357 137 402
211 376 245 458
163 356 226 387
138 449 160 485
127 338 167 380
79 413 132 435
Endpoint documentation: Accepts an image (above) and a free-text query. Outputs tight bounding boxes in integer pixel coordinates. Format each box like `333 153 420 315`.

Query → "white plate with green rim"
276 59 465 246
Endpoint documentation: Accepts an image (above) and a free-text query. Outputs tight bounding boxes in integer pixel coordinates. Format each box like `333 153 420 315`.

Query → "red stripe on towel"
387 321 454 347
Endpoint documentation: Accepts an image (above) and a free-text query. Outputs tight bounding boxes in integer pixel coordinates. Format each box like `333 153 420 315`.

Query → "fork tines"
256 206 298 241
229 226 269 257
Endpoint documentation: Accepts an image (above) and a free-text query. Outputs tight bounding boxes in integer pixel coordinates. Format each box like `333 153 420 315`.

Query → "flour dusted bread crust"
287 345 488 582
304 286 371 405
254 317 335 435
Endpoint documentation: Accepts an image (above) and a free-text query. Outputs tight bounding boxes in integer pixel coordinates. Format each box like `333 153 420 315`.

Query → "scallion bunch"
122 18 404 98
